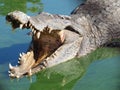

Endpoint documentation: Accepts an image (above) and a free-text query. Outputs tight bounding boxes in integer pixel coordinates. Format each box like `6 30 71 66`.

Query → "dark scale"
104 42 120 47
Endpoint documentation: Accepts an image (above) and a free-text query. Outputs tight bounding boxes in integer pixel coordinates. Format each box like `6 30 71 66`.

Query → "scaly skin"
6 0 120 78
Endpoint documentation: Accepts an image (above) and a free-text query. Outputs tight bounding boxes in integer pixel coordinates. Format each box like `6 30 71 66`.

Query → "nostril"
6 15 10 20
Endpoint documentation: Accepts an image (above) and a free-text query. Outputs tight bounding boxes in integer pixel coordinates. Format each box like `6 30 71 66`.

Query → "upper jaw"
6 11 30 24
6 11 30 30
6 11 72 32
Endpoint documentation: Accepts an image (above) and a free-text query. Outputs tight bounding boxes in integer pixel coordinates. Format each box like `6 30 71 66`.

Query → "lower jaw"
9 51 35 78
9 46 58 78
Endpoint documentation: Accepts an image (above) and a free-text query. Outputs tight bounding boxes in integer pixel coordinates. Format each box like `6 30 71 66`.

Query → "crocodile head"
6 11 83 78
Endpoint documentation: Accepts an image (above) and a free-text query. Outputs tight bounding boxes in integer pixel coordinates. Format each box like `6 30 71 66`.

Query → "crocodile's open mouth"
6 14 65 78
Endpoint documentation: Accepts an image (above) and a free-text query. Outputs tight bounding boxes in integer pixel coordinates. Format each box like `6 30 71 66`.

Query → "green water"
30 48 120 90
73 56 120 90
0 0 120 90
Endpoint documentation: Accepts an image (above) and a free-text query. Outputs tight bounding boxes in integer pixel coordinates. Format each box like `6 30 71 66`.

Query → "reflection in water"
27 0 43 13
0 0 43 15
29 48 120 90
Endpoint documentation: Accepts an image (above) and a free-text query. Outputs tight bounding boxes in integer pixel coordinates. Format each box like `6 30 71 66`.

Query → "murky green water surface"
0 0 120 90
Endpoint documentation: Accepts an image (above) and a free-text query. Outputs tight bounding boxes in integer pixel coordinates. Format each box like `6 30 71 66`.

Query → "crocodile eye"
65 25 79 34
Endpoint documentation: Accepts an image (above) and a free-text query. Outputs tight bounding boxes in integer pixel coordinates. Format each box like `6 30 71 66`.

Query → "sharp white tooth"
41 66 45 69
16 75 20 78
25 23 27 27
20 24 23 29
18 61 20 64
32 28 34 32
9 73 14 77
9 74 11 77
33 30 36 34
29 23 31 27
29 69 32 76
37 32 40 39
9 63 14 69
30 69 31 73
27 52 30 55
19 53 22 57
43 60 47 66
22 52 25 55
30 25 32 29
49 28 52 33
8 71 11 74
19 58 21 61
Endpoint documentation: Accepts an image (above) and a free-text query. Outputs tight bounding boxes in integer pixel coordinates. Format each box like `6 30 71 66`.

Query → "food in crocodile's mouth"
32 27 64 67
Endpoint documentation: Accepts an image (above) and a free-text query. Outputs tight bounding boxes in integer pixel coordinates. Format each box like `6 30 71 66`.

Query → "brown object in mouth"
32 27 65 67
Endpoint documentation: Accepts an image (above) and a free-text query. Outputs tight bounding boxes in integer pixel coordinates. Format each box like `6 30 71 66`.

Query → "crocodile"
6 0 120 78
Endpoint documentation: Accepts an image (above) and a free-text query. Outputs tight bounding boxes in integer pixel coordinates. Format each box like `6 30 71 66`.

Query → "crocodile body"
6 0 120 78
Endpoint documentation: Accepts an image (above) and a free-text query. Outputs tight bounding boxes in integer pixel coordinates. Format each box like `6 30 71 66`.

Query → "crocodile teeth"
48 28 52 33
22 52 25 55
28 69 32 76
8 71 11 74
18 57 23 64
20 24 23 29
25 23 27 27
28 23 32 27
16 75 20 78
30 25 33 29
27 52 30 55
18 61 20 64
9 63 14 69
19 53 22 57
33 30 36 34
19 57 21 61
42 60 47 67
19 52 25 57
32 28 34 32
37 32 40 39
18 52 27 63
9 73 14 77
